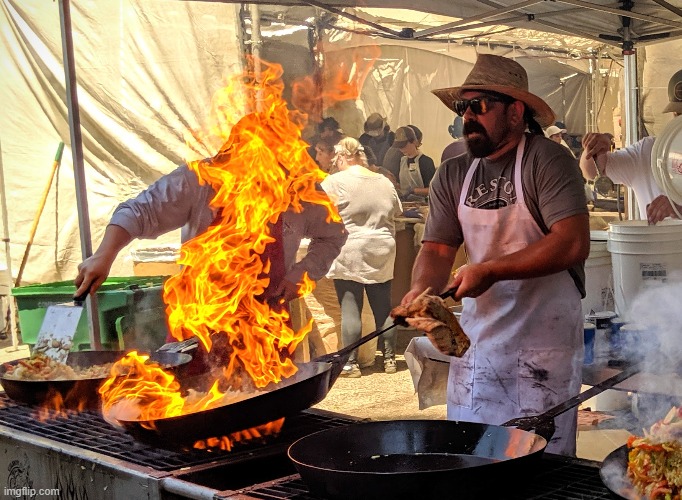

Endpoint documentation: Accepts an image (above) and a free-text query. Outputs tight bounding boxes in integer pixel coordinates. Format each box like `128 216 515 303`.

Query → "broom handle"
15 142 65 287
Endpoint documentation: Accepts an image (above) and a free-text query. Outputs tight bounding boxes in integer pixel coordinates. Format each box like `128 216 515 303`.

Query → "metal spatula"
32 288 90 363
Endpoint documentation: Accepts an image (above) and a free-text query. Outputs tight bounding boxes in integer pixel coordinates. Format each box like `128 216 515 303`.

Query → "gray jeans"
333 279 394 364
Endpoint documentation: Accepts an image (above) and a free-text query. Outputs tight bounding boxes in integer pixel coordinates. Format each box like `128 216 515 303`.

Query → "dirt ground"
312 328 447 421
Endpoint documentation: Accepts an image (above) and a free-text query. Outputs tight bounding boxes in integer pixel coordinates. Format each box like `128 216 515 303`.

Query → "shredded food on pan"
2 354 114 381
627 406 682 500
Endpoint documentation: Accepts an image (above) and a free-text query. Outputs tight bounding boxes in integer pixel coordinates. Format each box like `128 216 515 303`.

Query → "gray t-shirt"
424 133 588 296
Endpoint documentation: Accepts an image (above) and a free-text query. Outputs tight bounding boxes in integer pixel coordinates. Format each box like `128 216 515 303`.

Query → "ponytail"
523 106 544 135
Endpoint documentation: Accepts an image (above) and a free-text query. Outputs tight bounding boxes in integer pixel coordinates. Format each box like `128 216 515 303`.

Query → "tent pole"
623 50 639 220
58 0 102 350
0 139 19 349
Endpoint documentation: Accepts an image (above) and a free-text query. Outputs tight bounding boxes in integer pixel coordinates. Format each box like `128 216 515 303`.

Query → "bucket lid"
609 219 682 236
590 230 608 241
585 311 617 320
588 241 608 257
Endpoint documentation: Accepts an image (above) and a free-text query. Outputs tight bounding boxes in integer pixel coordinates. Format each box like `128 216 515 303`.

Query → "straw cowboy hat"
432 54 556 127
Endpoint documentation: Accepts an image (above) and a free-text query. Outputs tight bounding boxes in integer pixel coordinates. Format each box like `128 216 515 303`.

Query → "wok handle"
313 287 458 366
73 282 93 306
504 362 641 439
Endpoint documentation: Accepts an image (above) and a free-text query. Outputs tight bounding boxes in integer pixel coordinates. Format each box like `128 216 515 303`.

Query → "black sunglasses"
453 96 511 117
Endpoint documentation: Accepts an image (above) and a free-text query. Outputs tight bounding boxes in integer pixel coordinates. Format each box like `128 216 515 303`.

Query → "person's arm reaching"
74 224 133 297
401 241 459 305
449 213 590 300
647 195 682 224
580 133 611 180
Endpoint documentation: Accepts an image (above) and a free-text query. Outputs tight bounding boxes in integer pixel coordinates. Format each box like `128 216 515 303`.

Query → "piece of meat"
391 288 470 357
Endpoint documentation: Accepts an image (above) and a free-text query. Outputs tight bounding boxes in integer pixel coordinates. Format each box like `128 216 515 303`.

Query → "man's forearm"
408 243 457 297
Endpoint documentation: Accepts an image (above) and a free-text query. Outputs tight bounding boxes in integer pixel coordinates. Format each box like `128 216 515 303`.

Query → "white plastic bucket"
607 220 682 318
582 239 614 316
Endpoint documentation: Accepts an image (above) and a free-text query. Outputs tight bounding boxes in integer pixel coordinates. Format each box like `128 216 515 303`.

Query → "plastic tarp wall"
0 0 242 285
321 33 589 163
641 40 682 138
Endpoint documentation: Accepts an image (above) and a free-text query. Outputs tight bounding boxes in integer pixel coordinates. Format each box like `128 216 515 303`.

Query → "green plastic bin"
12 276 170 352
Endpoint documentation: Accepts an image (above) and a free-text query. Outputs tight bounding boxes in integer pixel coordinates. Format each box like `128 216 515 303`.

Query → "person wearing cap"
394 125 436 203
358 112 395 167
441 115 468 163
307 117 345 164
383 124 423 181
545 125 576 158
580 69 682 224
398 54 590 456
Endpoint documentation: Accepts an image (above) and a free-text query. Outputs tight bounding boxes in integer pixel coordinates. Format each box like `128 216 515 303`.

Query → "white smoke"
627 280 682 424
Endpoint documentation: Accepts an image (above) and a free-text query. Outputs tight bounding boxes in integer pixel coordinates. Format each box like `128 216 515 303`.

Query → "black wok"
116 318 401 447
287 363 643 500
601 445 645 500
289 420 546 499
0 350 192 409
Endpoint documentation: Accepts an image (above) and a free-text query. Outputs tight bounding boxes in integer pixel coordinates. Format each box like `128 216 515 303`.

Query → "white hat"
544 125 567 138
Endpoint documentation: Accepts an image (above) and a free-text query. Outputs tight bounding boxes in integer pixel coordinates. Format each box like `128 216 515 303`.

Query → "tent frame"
57 0 677 346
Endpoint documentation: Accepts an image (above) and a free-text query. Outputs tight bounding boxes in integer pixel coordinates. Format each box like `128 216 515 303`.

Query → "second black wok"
0 350 192 408
288 419 547 500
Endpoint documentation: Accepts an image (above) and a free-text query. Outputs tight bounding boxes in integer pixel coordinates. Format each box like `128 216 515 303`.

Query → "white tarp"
320 33 590 162
0 0 242 285
1 0 680 288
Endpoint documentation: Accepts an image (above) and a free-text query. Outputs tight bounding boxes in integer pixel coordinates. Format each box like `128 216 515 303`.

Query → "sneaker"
340 363 361 378
384 358 397 374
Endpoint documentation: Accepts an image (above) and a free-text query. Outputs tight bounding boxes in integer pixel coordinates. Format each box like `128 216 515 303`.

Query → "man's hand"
647 195 682 224
74 253 116 297
581 133 612 160
264 278 300 309
449 262 496 299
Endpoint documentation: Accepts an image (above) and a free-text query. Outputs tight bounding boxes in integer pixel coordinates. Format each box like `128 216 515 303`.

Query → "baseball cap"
364 113 386 137
393 126 417 148
544 125 567 137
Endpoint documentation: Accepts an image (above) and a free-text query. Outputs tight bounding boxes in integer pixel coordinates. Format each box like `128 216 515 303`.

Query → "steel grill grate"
240 457 614 500
511 457 614 499
0 394 355 471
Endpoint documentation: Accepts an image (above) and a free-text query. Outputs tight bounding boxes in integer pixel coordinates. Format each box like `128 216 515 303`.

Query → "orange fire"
193 418 285 452
34 388 88 422
99 58 341 434
292 46 380 121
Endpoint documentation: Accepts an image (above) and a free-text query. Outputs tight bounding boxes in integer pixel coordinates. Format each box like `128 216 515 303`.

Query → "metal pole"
623 50 639 220
0 139 19 349
249 4 263 112
58 0 102 349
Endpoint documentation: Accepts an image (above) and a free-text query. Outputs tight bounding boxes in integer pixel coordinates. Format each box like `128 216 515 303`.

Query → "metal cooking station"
0 393 616 500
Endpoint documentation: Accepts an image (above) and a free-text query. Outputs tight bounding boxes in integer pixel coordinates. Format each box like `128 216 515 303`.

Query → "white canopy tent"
1 0 681 346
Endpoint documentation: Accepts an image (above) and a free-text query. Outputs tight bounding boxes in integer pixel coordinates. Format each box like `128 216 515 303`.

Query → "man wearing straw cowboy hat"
397 54 590 455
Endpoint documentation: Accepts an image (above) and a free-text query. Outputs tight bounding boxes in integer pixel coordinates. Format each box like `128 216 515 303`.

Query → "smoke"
626 280 682 425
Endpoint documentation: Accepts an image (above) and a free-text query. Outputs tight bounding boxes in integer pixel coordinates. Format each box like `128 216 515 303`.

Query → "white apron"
447 136 583 455
399 153 427 202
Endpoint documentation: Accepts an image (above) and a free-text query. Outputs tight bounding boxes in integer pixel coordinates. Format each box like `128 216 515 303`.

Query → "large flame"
100 58 341 428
